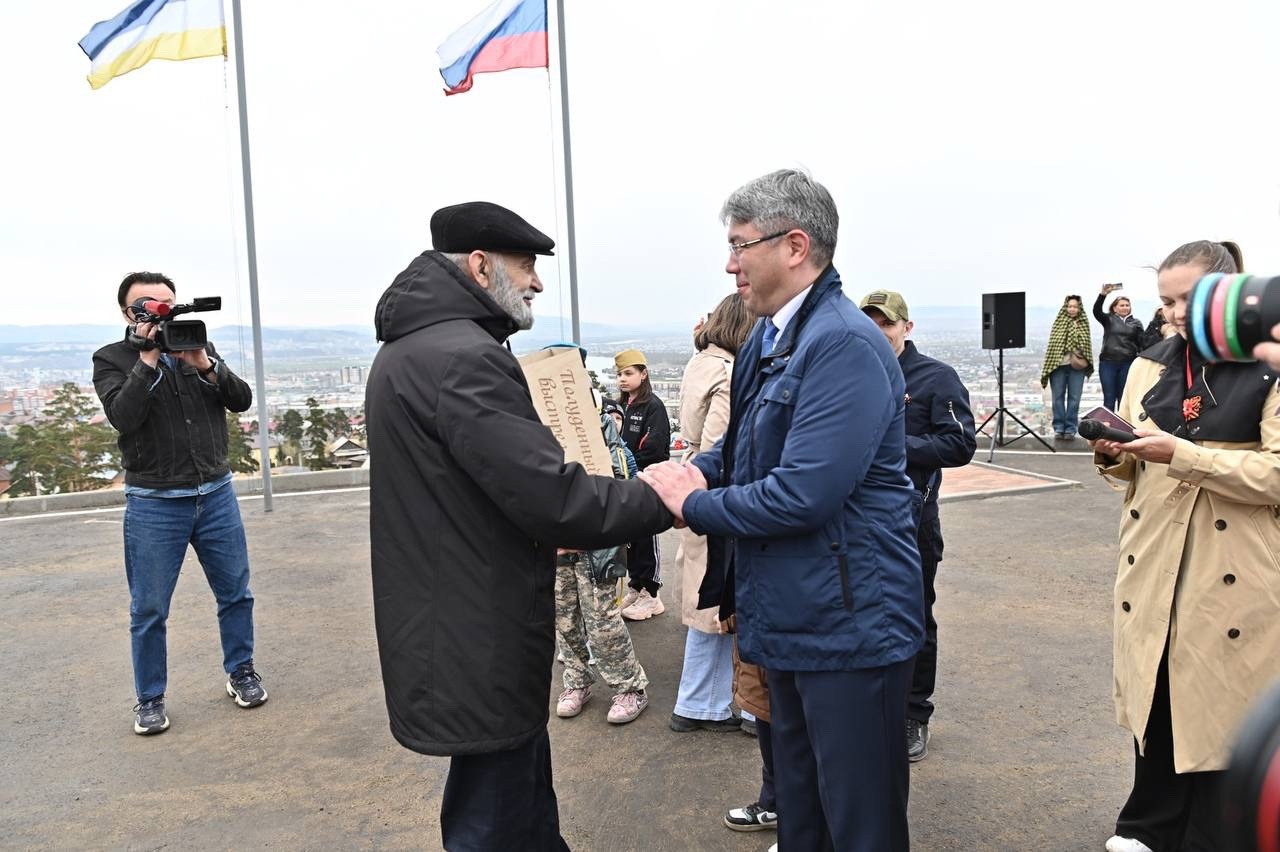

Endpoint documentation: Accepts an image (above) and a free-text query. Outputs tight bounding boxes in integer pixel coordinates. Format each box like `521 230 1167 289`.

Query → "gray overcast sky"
4 0 1279 331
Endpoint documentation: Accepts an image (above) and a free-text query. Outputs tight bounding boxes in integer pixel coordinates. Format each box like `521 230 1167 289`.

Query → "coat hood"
374 250 518 344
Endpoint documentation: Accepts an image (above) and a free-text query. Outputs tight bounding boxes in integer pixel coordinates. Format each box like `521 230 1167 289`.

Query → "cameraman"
92 272 267 737
1252 321 1280 371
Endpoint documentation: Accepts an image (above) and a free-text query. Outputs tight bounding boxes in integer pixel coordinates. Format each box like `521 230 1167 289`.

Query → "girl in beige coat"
670 294 754 733
1091 240 1280 852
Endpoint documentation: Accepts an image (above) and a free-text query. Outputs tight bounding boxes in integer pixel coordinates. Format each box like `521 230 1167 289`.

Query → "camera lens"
1189 274 1280 361
160 320 207 352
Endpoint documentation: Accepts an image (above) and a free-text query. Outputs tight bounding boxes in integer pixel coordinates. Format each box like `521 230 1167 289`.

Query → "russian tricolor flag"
437 0 548 95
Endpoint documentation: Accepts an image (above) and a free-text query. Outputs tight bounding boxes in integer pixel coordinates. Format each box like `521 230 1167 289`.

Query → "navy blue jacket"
900 339 977 506
684 267 924 672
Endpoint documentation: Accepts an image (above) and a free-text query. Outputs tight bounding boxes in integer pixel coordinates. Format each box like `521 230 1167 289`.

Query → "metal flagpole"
229 0 274 512
552 0 581 344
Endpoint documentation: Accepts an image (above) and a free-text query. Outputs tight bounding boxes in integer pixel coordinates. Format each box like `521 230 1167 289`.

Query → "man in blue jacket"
641 170 924 852
861 290 977 763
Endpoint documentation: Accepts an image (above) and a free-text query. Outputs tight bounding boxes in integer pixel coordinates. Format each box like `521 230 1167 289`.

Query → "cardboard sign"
518 348 611 476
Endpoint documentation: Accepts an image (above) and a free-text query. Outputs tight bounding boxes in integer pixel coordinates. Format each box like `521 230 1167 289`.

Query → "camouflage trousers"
555 557 648 694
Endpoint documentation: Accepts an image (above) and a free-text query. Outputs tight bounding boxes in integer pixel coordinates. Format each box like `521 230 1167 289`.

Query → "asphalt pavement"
0 451 1132 850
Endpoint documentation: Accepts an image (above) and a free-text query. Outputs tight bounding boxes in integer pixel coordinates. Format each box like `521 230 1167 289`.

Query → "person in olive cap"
860 289 976 763
366 202 672 851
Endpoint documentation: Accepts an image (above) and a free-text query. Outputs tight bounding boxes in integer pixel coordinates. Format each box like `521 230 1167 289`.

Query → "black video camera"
1187 274 1280 362
126 296 222 353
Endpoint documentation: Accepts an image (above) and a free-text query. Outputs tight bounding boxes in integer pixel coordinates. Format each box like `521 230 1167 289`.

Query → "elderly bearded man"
366 202 671 852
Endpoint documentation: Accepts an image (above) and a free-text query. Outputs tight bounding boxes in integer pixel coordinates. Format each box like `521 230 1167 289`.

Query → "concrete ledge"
1 459 1075 517
0 468 370 517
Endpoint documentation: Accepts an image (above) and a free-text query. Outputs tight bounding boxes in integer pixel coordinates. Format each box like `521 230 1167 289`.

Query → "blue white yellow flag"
79 0 226 90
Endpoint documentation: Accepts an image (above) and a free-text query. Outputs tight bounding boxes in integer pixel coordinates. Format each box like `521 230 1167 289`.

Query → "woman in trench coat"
670 294 754 731
1091 240 1280 852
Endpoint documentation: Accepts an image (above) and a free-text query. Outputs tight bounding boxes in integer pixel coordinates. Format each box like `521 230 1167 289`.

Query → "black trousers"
625 534 661 595
757 718 776 811
767 661 913 852
908 509 942 724
1115 651 1226 851
440 729 569 852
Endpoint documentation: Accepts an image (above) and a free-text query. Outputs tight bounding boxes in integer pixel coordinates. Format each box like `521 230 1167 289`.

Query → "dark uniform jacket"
901 340 976 501
92 337 251 488
619 394 670 470
899 339 976 564
365 251 670 757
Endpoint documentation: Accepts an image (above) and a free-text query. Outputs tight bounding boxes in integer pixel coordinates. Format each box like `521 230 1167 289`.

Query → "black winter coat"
365 251 670 756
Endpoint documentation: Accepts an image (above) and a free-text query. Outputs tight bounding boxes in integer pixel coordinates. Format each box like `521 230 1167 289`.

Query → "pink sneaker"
622 590 665 621
618 587 642 612
607 690 649 724
556 687 591 718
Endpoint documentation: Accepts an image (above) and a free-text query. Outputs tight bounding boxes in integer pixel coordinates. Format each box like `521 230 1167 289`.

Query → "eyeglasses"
727 230 790 257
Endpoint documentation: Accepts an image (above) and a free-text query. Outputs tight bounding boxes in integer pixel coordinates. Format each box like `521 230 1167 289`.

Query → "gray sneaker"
226 666 268 708
907 718 929 762
133 696 170 735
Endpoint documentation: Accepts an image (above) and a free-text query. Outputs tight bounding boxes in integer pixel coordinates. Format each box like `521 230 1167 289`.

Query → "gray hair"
720 169 839 268
440 252 471 274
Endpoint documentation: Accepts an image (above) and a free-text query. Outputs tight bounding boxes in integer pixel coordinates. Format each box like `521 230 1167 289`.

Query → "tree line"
1 385 364 497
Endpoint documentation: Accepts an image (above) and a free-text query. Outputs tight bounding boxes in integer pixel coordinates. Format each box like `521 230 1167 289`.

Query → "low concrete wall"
0 469 370 517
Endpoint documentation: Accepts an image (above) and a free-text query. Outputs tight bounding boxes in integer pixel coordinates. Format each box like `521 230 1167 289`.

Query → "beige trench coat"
675 345 734 633
1097 355 1280 772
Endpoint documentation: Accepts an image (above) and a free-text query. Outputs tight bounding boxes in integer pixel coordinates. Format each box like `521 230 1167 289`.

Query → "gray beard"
488 260 535 330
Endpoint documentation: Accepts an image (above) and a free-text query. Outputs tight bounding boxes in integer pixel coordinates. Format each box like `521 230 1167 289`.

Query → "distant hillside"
904 305 1065 336
0 306 1083 375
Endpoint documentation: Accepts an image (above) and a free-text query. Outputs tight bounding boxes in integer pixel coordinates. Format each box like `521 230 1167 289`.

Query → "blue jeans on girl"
674 627 736 721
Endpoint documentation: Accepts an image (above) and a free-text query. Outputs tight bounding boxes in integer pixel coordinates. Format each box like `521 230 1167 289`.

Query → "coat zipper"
837 555 852 610
1200 365 1218 407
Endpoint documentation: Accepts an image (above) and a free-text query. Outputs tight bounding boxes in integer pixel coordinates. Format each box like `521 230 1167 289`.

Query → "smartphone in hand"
1082 406 1136 436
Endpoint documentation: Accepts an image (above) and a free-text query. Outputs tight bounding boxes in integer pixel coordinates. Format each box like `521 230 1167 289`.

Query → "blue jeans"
1048 365 1087 436
123 482 255 701
1098 359 1133 411
673 627 735 721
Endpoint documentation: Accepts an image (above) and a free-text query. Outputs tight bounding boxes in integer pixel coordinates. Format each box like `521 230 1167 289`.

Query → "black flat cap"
430 201 555 256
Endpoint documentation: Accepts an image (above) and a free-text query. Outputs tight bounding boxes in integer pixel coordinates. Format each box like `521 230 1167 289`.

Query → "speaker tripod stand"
976 348 1054 462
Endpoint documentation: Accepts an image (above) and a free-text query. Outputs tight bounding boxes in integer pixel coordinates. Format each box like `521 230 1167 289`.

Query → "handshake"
638 460 709 528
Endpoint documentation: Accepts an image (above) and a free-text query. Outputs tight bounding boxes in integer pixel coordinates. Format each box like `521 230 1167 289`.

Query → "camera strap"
126 326 157 351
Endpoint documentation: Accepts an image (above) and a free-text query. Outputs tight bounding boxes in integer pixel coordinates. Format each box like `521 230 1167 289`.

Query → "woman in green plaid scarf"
1040 295 1093 439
